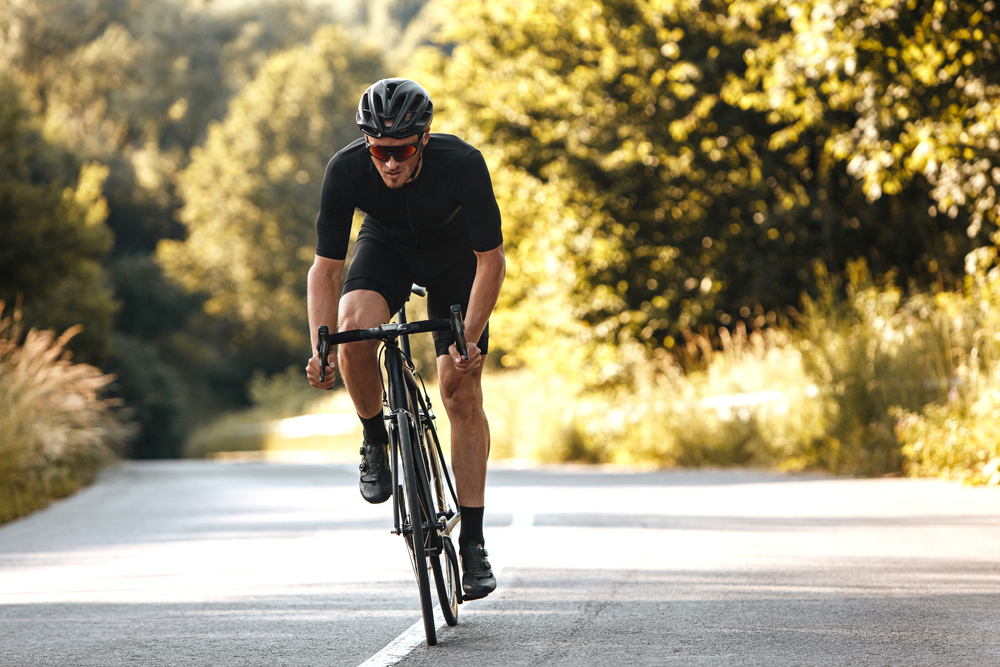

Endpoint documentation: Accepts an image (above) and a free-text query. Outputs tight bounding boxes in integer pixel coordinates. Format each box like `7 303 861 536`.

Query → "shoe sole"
360 484 392 504
461 585 496 601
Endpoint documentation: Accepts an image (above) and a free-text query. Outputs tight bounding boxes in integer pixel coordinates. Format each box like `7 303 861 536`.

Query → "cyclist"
305 78 503 601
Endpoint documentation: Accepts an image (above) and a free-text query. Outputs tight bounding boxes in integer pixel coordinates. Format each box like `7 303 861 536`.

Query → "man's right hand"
306 353 337 389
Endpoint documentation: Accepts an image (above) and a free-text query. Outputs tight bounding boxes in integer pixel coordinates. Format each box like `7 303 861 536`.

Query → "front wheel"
397 413 436 646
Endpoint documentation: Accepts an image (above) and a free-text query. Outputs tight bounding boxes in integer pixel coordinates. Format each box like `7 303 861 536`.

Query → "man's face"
368 132 429 189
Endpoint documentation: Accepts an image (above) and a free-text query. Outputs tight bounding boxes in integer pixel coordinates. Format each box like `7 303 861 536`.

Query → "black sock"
359 412 387 444
459 505 485 550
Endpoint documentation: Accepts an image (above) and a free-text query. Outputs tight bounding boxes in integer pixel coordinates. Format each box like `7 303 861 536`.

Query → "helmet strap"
404 141 426 184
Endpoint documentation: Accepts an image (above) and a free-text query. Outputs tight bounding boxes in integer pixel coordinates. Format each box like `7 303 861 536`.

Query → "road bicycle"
316 286 464 646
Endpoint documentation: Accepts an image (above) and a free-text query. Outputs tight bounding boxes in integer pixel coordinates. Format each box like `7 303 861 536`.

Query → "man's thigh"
343 226 412 317
339 289 391 329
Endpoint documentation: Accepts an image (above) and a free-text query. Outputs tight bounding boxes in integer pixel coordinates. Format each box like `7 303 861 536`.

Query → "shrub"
894 251 1000 485
0 304 131 524
549 326 830 468
794 261 941 475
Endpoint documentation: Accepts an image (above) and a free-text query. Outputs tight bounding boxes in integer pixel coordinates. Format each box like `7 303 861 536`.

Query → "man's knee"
338 290 390 367
440 375 484 418
339 289 390 329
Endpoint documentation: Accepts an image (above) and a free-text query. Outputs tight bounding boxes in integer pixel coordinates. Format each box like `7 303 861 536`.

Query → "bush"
0 304 132 525
487 254 1000 484
507 326 831 469
894 250 1000 485
793 261 941 475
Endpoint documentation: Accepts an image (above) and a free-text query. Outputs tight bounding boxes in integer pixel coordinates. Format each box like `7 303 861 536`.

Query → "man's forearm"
465 244 506 344
307 257 344 352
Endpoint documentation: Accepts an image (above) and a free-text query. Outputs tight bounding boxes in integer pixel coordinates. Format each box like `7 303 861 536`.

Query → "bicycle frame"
394 302 461 540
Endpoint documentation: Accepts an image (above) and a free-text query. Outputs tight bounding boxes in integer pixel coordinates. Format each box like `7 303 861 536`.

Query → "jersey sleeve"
457 150 504 252
315 156 356 260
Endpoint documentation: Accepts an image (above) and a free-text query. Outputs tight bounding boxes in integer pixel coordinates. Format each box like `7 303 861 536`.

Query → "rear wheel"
433 535 460 625
411 389 461 626
397 413 436 646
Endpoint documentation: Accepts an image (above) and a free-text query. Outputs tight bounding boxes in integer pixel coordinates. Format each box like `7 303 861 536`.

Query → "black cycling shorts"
342 223 489 357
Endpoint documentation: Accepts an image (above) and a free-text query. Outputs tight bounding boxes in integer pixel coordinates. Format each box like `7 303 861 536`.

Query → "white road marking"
356 607 446 667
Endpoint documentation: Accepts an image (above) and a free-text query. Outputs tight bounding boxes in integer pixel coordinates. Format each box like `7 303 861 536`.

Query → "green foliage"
247 365 327 421
413 0 764 375
487 324 829 468
0 304 131 525
158 25 383 354
1 0 338 255
410 0 985 389
105 333 190 460
0 75 118 363
727 0 1000 238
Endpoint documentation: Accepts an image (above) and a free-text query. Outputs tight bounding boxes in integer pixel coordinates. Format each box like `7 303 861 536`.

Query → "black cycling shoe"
359 441 391 504
460 543 497 600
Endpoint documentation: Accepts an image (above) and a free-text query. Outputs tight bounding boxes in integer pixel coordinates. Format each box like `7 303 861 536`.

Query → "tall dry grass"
0 304 131 524
488 256 1000 484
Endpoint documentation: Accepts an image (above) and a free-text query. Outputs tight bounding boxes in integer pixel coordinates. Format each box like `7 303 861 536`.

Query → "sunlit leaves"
412 0 773 383
728 0 1000 235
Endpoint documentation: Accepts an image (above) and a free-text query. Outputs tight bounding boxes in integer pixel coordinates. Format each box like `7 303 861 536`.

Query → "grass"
182 364 455 462
0 304 132 525
183 257 1000 486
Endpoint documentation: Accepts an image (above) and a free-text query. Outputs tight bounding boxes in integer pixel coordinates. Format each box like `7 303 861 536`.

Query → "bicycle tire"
396 411 437 646
433 534 460 625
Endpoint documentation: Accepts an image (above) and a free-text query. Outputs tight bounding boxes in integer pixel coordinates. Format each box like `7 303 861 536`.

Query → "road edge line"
356 608 445 667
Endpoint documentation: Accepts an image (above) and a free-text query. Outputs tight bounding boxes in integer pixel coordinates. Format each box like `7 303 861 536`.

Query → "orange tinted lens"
394 144 418 160
368 145 391 161
368 143 418 161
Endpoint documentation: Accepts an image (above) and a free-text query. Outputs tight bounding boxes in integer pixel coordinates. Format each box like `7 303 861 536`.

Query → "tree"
157 25 383 354
726 0 1000 244
1 0 336 253
0 75 117 362
412 0 764 378
410 0 993 384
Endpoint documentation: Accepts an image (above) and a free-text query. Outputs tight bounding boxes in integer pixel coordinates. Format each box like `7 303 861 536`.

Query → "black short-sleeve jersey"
315 133 503 260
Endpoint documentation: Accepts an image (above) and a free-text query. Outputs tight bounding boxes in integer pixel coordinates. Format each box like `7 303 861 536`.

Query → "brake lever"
450 305 469 360
317 325 330 382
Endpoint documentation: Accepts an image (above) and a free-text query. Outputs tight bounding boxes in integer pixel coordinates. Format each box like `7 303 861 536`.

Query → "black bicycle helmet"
356 78 434 139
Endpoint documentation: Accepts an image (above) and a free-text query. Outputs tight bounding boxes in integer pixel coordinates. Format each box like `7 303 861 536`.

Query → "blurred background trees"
411 0 997 380
2 0 999 474
157 25 383 357
0 0 424 456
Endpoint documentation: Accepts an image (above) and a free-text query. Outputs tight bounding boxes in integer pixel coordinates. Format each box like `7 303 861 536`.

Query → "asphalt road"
2 461 1000 666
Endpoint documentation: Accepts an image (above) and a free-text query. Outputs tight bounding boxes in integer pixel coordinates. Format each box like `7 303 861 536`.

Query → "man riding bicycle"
305 78 503 601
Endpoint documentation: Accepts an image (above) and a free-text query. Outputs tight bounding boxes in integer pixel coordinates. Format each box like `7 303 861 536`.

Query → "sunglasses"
366 138 422 162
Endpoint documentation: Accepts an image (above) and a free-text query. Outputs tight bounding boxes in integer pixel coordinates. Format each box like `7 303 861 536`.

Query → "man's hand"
449 341 482 375
306 353 337 389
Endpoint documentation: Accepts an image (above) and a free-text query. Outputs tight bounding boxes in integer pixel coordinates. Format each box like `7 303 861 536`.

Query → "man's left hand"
449 341 482 375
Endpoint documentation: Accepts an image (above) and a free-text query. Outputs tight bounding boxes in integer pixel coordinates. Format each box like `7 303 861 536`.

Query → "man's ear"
422 130 431 145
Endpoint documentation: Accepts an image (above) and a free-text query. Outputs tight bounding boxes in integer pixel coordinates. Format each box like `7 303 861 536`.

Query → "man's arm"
306 255 344 388
450 243 505 372
464 243 506 343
